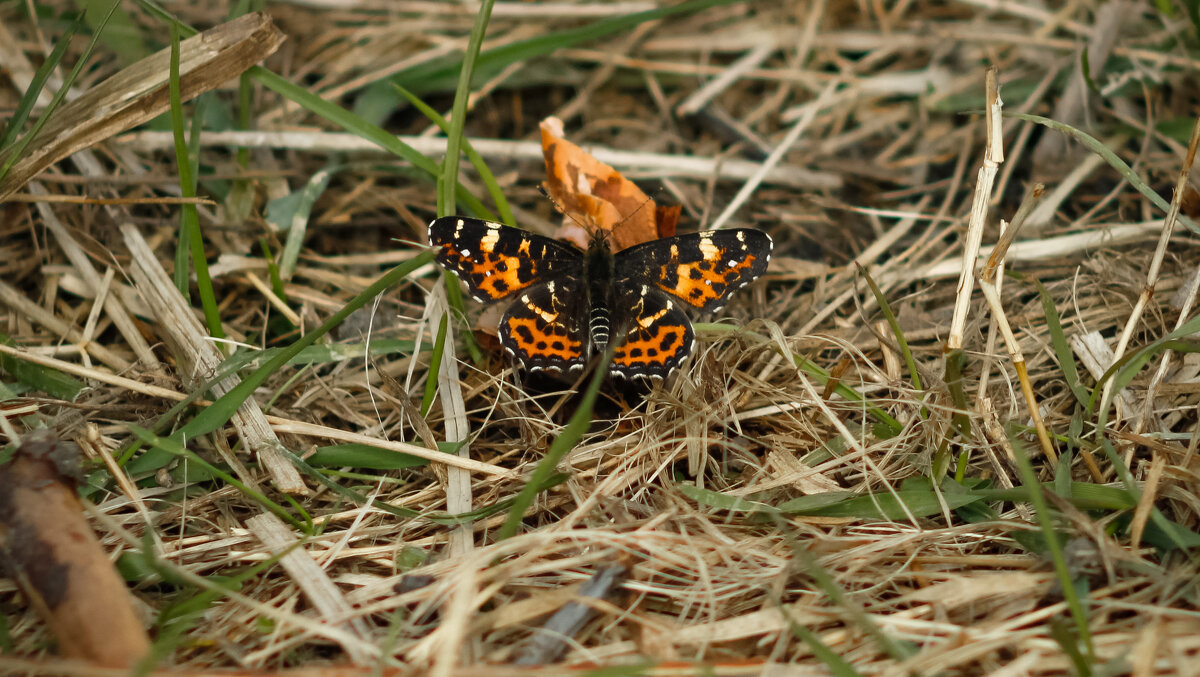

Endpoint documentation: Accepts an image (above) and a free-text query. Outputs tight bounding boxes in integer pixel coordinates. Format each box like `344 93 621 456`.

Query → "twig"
115 130 842 190
978 185 1057 464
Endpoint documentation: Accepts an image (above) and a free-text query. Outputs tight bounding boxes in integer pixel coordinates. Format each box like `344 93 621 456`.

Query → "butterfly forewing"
428 216 582 303
615 229 772 313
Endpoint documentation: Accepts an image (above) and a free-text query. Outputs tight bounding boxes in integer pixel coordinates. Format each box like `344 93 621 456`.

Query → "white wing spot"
479 227 500 253
638 307 668 328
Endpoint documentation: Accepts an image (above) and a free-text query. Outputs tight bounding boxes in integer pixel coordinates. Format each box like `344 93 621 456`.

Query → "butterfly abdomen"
584 235 615 352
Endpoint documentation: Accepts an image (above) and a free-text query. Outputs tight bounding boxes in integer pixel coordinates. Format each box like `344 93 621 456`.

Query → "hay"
1 0 1198 673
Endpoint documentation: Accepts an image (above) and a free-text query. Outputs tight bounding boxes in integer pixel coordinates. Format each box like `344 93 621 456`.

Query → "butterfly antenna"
629 186 662 220
537 184 598 238
538 185 582 223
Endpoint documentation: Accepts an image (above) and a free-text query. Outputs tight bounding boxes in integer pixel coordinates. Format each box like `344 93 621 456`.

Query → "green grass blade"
430 0 496 376
781 515 916 661
0 19 79 151
1007 111 1200 235
676 484 771 513
1021 273 1090 406
247 66 494 221
421 314 449 418
174 252 433 442
776 488 984 519
305 444 428 470
82 0 147 66
114 338 422 478
857 264 921 391
259 238 288 302
0 333 83 401
1050 617 1093 677
937 349 971 481
1007 425 1095 663
0 0 122 182
498 351 612 541
976 481 1136 511
273 445 421 520
394 83 515 225
168 25 224 341
779 607 864 677
265 166 335 280
127 424 305 531
437 0 495 216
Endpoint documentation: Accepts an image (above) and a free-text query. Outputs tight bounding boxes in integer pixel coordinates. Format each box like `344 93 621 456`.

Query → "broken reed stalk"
0 12 284 202
978 184 1057 465
946 67 1003 352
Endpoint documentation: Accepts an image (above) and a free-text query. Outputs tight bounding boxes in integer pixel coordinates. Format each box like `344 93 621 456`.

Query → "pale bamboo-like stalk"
946 68 1003 351
965 73 1057 463
979 268 1057 465
978 185 1056 464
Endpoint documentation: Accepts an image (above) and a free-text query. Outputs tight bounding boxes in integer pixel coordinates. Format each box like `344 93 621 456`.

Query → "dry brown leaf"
540 116 674 251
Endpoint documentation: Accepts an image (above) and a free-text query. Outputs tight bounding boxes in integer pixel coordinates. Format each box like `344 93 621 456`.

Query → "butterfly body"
428 216 772 380
583 230 616 353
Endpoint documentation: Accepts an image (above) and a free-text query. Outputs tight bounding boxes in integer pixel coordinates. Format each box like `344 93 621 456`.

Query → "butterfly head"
585 226 616 254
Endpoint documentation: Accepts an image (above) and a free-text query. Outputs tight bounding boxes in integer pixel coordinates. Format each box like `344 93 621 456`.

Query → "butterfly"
428 216 772 379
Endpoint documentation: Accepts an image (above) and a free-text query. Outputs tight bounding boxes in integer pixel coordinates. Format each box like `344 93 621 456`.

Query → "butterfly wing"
615 229 772 313
499 279 590 374
428 216 582 302
608 287 694 380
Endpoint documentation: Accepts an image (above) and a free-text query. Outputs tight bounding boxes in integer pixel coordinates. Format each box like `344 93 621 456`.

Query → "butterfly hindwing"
428 216 581 302
498 279 589 374
609 287 694 380
615 229 772 313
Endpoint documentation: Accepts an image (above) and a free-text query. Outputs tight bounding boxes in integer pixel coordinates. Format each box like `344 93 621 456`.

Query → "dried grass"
2 0 1200 674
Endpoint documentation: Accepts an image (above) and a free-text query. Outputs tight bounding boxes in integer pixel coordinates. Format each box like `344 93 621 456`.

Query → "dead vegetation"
2 0 1200 674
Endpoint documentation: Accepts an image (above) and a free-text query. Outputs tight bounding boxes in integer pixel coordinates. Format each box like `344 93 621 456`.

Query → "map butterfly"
428 216 772 380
